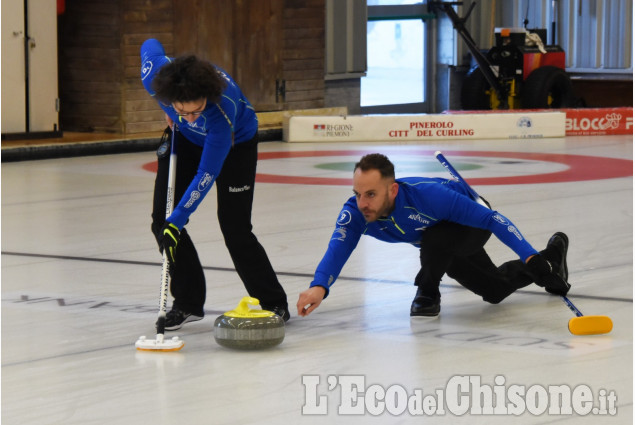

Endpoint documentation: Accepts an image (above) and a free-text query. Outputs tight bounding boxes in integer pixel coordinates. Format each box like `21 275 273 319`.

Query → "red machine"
430 1 576 110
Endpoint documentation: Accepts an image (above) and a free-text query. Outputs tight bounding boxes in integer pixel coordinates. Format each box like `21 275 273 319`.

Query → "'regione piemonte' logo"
313 123 354 137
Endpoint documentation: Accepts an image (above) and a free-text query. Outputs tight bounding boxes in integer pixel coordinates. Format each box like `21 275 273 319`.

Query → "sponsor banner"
284 112 565 143
444 107 633 136
563 107 632 136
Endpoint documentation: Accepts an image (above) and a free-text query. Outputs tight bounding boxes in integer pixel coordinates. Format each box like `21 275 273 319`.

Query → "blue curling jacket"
310 177 539 296
140 38 258 229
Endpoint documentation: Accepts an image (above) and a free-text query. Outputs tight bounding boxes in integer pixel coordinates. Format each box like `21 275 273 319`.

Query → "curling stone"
213 297 285 350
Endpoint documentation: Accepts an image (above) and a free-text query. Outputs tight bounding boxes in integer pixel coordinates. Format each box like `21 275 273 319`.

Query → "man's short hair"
152 55 227 104
354 153 395 179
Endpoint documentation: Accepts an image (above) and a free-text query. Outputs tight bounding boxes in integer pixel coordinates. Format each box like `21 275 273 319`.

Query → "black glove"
160 222 180 272
526 255 571 296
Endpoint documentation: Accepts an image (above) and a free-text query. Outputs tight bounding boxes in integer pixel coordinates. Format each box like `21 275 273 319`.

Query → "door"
2 0 27 133
1 0 59 135
28 0 60 132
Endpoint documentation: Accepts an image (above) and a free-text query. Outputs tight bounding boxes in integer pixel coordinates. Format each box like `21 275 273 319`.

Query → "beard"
360 193 392 222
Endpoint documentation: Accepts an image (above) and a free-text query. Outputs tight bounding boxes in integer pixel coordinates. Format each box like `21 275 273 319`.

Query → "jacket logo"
184 191 200 208
198 173 213 191
408 213 430 225
508 225 523 240
332 227 347 241
337 210 352 226
141 61 153 80
492 214 509 225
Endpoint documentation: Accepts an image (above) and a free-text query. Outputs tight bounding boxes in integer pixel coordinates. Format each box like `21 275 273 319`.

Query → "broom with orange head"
434 150 612 336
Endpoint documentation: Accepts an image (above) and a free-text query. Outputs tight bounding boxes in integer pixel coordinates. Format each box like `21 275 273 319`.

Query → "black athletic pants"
151 128 288 316
415 222 538 304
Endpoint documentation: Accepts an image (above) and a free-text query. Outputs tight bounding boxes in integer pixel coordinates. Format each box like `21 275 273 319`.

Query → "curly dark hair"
151 55 227 104
354 153 395 179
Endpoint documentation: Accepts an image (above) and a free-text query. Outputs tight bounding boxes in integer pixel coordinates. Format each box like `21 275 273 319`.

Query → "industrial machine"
430 1 575 110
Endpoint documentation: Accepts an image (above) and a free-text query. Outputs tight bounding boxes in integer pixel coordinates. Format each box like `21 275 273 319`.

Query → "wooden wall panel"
173 0 200 57
172 0 283 111
198 0 235 68
58 0 123 132
58 0 326 135
281 0 325 110
121 0 173 134
232 0 284 111
173 0 234 68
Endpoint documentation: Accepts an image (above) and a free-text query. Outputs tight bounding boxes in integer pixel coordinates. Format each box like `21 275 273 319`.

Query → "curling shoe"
262 305 291 322
410 288 440 317
544 232 569 282
542 232 571 296
158 307 203 331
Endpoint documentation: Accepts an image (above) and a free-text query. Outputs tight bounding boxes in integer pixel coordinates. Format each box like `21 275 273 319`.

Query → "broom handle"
156 126 178 338
435 151 588 320
434 151 485 204
561 295 584 317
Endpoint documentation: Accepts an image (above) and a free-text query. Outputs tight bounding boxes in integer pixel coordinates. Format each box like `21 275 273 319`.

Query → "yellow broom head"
568 315 613 336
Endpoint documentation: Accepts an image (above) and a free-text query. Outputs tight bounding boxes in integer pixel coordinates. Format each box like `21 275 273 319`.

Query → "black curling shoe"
410 288 440 317
542 232 571 296
262 305 291 322
157 308 203 331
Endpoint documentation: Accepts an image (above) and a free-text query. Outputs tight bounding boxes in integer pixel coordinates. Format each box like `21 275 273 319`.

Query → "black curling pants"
414 222 537 304
151 128 288 316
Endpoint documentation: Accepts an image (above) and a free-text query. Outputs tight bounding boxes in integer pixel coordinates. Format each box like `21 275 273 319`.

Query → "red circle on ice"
142 149 632 186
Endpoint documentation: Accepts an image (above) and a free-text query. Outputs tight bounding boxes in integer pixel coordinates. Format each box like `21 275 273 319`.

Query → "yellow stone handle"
235 297 261 315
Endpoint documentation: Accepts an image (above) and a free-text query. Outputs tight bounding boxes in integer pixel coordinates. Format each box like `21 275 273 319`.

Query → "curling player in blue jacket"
297 153 570 317
141 38 289 329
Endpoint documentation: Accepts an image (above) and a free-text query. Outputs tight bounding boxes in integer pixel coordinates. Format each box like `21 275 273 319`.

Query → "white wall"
1 0 59 134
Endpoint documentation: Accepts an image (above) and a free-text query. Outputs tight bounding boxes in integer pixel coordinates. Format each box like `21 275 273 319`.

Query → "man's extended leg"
447 250 533 304
446 233 570 303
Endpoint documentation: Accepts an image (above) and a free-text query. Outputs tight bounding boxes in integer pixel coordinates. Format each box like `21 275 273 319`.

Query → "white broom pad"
135 335 184 351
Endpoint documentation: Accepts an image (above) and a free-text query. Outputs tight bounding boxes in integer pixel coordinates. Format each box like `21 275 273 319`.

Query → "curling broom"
136 126 185 351
434 150 612 336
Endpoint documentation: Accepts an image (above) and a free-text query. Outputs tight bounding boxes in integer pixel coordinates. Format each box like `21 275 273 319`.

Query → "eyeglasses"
172 100 207 118
176 110 204 118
